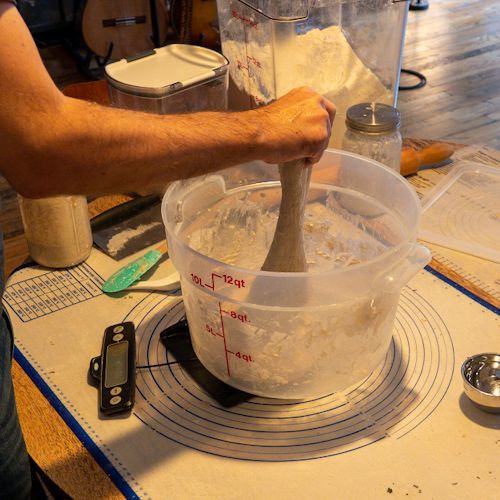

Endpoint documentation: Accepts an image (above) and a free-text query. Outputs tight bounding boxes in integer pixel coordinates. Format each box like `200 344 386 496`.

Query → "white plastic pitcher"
162 150 430 399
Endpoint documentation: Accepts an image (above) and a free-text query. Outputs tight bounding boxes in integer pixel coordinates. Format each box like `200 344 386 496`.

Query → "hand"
253 87 336 165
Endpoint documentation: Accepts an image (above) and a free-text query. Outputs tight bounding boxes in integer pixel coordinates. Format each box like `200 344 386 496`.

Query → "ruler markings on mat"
3 263 104 323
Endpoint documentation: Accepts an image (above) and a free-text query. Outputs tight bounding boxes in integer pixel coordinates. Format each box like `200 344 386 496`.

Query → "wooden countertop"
7 141 498 499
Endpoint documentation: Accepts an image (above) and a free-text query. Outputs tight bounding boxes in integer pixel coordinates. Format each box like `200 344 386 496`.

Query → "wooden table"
8 141 498 499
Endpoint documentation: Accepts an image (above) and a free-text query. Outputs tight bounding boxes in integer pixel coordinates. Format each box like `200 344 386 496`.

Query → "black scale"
90 318 251 415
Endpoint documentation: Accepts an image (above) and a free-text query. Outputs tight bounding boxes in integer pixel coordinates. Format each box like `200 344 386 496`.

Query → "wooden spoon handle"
261 160 312 272
400 143 454 176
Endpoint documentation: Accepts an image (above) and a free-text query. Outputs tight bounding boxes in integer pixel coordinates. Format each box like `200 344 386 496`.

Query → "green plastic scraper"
102 243 180 293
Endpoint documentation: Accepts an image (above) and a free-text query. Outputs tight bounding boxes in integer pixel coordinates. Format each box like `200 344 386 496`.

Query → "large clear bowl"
162 150 430 399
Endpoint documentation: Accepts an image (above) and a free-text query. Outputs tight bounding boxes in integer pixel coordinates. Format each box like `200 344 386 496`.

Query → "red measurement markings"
191 272 245 291
190 273 204 286
194 272 220 290
231 9 258 28
252 95 265 105
236 59 249 72
221 309 250 323
222 274 246 288
218 302 231 377
247 55 261 68
236 56 262 73
227 351 254 363
205 324 223 337
190 271 249 377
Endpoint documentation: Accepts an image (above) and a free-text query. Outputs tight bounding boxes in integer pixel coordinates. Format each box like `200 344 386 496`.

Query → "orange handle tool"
400 143 454 177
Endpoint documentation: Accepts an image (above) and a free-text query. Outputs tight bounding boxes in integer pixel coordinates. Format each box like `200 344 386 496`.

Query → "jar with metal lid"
342 103 402 173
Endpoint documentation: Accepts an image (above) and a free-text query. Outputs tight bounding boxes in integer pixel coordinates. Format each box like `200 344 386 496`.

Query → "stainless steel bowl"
461 353 500 413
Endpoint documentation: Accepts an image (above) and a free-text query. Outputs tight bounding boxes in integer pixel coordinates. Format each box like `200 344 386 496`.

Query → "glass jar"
342 103 402 173
18 195 93 268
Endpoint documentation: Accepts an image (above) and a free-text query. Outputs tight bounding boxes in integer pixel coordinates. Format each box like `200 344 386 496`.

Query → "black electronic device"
89 322 136 415
160 318 252 408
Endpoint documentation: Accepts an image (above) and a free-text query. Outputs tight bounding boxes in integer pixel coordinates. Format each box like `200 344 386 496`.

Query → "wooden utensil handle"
261 160 311 272
400 142 454 176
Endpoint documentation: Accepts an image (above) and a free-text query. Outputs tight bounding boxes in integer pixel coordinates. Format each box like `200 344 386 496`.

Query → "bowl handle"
381 244 431 292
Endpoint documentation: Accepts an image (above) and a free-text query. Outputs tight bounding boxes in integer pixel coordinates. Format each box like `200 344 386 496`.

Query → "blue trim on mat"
13 347 139 499
425 265 499 315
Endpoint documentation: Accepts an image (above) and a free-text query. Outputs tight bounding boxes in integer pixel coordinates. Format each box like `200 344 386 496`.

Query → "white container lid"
105 44 229 97
419 161 500 263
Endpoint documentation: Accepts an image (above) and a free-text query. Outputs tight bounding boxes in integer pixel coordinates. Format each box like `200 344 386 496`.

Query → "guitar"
81 0 170 60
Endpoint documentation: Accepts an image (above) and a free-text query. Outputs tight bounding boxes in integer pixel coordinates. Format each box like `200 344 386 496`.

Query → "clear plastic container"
216 0 409 147
19 195 93 268
105 44 229 114
420 162 500 263
162 150 430 399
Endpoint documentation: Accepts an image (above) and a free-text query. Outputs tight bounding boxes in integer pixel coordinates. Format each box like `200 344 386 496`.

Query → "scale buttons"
110 387 122 396
112 333 124 342
110 396 122 405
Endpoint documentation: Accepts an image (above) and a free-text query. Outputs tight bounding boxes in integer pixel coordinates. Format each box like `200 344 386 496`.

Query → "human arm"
0 3 335 198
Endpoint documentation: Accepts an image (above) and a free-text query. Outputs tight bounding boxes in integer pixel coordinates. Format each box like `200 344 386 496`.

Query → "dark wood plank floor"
1 0 499 275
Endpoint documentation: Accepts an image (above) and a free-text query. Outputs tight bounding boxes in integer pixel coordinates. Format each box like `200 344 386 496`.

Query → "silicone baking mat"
4 249 499 499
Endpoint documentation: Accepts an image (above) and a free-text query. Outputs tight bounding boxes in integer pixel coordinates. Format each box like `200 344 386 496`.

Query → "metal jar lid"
345 103 401 134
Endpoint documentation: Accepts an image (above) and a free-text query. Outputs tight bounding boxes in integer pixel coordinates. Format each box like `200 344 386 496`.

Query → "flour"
186 282 397 399
221 25 392 146
106 222 162 257
185 193 398 272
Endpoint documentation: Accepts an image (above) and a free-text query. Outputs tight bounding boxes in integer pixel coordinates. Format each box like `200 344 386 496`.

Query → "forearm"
9 96 264 197
0 4 264 198
0 4 334 198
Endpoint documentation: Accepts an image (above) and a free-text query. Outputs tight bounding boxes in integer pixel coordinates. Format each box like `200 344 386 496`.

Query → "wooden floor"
1 0 499 274
399 0 500 148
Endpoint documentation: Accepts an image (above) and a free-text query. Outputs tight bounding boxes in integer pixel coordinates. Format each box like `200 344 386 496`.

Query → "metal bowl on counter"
461 353 500 413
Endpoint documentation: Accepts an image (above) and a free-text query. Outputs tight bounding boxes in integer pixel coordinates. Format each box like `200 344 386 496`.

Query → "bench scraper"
91 195 165 260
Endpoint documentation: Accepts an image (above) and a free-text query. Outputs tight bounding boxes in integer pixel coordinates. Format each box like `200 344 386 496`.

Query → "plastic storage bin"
216 0 409 147
105 44 229 114
420 162 500 263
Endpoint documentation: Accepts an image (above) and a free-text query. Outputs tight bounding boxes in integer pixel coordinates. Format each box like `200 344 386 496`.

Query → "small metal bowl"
461 353 500 413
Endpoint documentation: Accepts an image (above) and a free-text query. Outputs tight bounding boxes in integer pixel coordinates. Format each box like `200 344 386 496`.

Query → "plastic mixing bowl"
162 149 430 399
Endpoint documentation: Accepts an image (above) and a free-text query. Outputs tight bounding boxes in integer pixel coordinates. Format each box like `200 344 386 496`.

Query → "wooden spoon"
261 159 312 272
